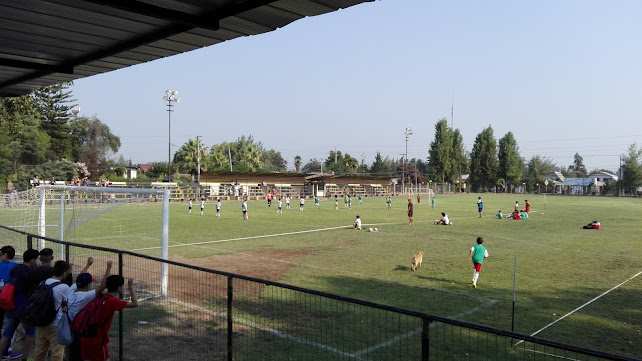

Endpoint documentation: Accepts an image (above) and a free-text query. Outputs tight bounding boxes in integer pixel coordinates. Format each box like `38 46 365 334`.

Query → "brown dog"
411 251 423 272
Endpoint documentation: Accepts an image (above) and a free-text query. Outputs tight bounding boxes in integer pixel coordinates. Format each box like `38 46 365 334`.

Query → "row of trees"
0 83 121 191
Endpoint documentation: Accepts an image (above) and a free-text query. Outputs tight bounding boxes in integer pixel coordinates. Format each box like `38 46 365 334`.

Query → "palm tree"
294 155 302 172
173 138 208 176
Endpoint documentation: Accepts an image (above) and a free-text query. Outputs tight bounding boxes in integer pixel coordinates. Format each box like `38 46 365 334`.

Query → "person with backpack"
81 275 138 361
31 261 70 361
0 245 22 360
66 259 112 361
0 249 40 361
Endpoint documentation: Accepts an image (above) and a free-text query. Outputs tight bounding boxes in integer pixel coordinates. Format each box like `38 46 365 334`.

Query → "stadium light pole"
404 128 412 194
163 90 181 181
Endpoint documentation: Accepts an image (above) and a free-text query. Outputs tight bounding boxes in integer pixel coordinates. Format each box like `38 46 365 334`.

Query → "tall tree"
262 149 287 172
70 116 120 177
301 158 322 173
209 142 233 171
620 144 642 196
451 129 469 187
428 119 453 183
32 82 76 160
497 131 523 192
294 155 302 172
173 138 208 177
0 96 49 167
370 152 388 175
469 126 498 191
524 155 556 192
568 152 587 177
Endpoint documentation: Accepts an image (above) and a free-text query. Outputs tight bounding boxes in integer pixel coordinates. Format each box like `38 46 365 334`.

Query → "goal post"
2 185 171 296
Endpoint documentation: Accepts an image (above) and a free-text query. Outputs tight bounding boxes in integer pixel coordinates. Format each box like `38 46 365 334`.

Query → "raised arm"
80 257 94 274
94 260 112 297
125 278 139 308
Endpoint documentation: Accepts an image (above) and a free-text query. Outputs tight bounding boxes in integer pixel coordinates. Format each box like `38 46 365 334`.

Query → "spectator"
0 249 40 361
32 261 71 361
80 276 138 361
0 246 21 360
66 259 112 361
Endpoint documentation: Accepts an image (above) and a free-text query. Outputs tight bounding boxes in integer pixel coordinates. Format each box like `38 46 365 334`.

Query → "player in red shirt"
525 200 531 213
80 276 138 361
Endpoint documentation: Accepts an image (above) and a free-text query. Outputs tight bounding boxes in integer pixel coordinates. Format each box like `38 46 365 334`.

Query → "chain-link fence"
0 225 637 361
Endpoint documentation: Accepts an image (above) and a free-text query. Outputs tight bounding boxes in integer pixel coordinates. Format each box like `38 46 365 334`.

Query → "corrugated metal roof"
0 0 373 97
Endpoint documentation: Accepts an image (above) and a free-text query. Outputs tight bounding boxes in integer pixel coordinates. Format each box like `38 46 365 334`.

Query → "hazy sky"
72 0 641 173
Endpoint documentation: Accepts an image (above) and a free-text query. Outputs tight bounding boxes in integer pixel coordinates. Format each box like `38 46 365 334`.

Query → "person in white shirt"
216 199 221 217
299 197 305 211
277 198 283 214
353 216 362 230
32 261 71 361
200 199 205 216
242 199 249 220
188 199 192 213
66 258 112 361
285 195 291 210
434 212 451 225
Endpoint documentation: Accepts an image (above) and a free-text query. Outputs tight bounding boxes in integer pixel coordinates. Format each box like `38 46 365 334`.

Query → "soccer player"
314 196 320 209
242 198 249 220
277 198 283 214
358 195 362 205
477 197 483 218
434 212 451 225
431 197 436 209
386 196 392 210
216 199 221 217
188 199 192 213
285 195 291 210
417 195 420 203
266 193 272 207
344 194 348 208
525 200 531 214
348 195 352 209
520 210 529 220
407 198 414 226
496 210 504 219
353 215 362 230
514 201 519 212
299 197 305 211
334 196 339 211
467 237 489 289
200 198 205 216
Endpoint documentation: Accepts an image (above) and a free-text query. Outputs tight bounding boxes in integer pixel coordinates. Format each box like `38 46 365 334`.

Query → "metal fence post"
227 276 234 361
422 318 432 361
119 251 124 361
27 235 33 250
64 244 70 263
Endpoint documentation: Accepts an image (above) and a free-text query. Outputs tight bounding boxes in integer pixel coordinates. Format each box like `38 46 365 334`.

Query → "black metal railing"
0 225 638 361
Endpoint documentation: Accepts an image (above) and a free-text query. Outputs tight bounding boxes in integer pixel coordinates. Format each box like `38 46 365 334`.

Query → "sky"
71 0 642 173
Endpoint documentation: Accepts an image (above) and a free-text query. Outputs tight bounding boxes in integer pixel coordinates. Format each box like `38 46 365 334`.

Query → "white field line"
523 348 582 361
166 295 497 360
129 223 395 251
515 270 642 346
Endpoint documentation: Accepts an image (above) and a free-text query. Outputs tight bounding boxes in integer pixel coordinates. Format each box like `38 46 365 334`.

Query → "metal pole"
196 136 201 199
161 189 169 297
227 276 234 361
228 145 233 172
38 187 46 250
512 258 517 333
167 99 172 181
59 195 64 261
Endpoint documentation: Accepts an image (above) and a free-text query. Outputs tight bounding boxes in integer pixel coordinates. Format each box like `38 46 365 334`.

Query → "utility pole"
196 136 201 199
617 154 622 197
404 128 412 195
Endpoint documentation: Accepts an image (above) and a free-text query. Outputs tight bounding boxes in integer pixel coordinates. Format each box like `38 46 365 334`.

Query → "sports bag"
71 293 112 337
0 283 16 311
56 300 73 345
23 281 62 327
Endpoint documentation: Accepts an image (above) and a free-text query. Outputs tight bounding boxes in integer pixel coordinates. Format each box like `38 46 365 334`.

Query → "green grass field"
2 193 641 358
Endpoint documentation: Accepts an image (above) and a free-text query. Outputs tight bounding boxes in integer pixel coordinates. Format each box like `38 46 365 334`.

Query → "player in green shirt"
358 195 362 205
467 237 489 289
496 210 503 219
431 197 436 209
344 195 348 208
314 196 320 208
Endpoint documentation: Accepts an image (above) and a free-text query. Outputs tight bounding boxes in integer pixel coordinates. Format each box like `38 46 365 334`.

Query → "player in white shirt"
277 198 283 214
299 197 305 211
242 199 248 220
285 195 291 210
353 215 362 230
200 199 205 216
216 199 221 217
188 199 192 213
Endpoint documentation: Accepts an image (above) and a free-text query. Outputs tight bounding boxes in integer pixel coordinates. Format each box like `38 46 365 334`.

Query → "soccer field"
3 193 641 357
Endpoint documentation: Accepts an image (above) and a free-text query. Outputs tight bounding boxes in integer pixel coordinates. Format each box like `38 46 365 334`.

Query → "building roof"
0 0 373 97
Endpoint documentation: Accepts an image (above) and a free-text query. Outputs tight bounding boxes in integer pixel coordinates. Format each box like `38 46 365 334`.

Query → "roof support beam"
74 0 221 31
0 58 74 74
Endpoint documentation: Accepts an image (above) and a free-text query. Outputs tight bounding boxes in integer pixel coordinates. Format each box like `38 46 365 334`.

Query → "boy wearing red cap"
407 198 414 226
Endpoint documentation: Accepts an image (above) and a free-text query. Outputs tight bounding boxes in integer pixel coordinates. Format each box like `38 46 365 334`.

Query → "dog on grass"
411 251 423 272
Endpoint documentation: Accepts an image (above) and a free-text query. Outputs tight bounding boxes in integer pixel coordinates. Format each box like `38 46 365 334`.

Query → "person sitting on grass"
507 210 521 220
496 210 504 219
583 221 600 229
434 212 451 225
520 210 529 220
353 215 362 230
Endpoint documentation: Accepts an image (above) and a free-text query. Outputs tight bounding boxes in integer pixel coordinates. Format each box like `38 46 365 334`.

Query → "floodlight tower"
403 128 412 194
163 90 181 181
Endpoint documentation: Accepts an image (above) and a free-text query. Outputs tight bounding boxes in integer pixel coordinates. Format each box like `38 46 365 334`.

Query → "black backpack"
24 281 63 327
